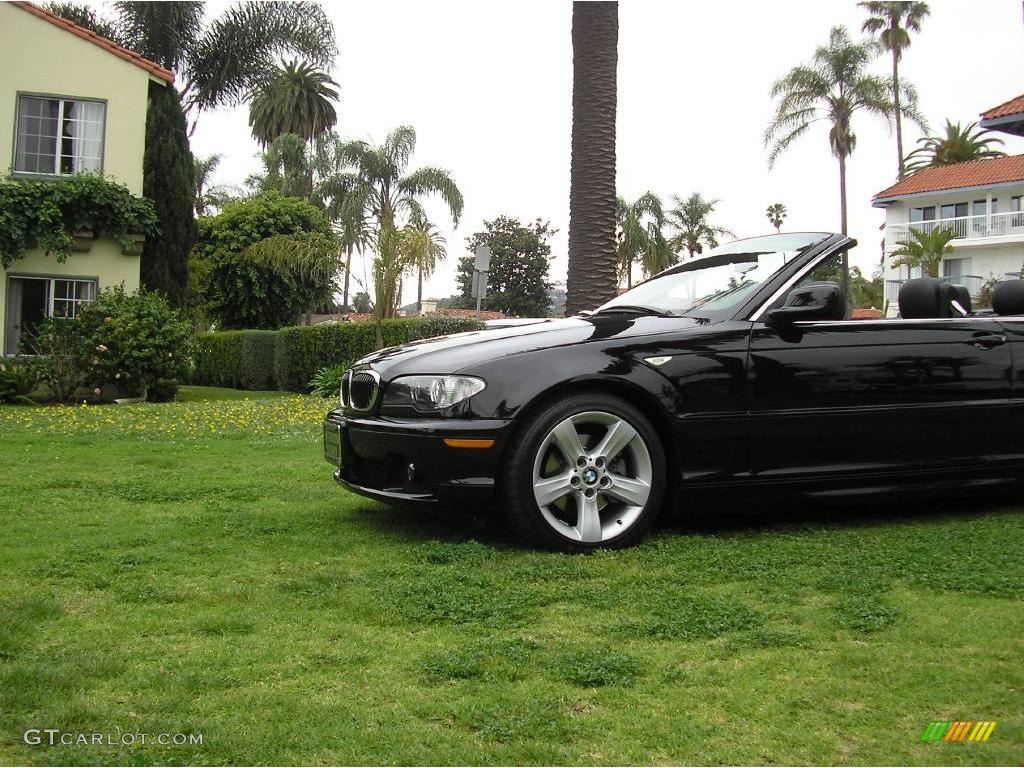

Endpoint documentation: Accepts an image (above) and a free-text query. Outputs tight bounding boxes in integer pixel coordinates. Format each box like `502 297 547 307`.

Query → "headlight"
382 375 486 412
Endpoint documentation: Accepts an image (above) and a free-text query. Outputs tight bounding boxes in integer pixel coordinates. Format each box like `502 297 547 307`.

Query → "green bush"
74 286 191 400
191 331 243 388
192 317 483 394
190 192 337 329
309 364 345 399
275 318 482 393
0 359 37 403
239 330 278 391
20 317 86 402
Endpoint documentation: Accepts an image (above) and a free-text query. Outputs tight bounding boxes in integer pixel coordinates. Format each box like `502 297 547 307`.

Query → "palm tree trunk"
838 153 848 235
417 267 423 314
893 51 904 180
626 262 632 290
838 152 849 298
565 1 619 316
342 244 352 310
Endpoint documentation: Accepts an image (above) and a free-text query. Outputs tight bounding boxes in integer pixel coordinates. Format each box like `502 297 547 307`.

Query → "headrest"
898 278 971 319
992 279 1024 316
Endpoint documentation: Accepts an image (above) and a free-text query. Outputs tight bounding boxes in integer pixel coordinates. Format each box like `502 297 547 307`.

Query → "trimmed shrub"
192 331 243 388
239 330 278 391
274 318 482 393
192 317 483 393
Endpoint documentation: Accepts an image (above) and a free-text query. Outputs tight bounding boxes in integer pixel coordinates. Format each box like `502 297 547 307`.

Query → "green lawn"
0 388 1021 765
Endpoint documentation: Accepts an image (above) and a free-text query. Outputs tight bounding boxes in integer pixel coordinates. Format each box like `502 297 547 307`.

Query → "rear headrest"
992 279 1024 316
898 278 971 319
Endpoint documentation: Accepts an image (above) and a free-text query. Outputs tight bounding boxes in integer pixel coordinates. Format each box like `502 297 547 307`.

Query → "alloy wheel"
531 410 653 544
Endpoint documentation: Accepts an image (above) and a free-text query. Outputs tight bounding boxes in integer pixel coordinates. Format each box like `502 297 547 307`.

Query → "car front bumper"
322 409 515 508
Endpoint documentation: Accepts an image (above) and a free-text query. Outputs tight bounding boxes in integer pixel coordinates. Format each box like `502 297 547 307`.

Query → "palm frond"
396 166 465 226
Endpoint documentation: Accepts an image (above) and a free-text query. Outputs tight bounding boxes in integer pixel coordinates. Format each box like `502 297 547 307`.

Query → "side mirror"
766 281 846 323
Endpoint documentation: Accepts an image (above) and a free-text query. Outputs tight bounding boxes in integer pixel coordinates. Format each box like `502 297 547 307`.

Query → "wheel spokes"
575 491 602 543
604 473 650 507
550 418 585 463
534 472 575 507
593 418 637 463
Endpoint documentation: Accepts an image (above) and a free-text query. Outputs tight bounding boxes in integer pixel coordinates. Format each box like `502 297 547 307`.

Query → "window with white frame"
4 277 97 355
13 95 105 176
51 278 97 318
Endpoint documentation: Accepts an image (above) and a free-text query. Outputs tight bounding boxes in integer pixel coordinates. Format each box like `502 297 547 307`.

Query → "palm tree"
193 153 236 216
248 60 339 147
890 226 955 277
49 2 338 134
641 224 675 278
402 214 447 313
766 202 788 233
904 120 1006 173
566 1 619 316
765 26 925 237
337 126 463 319
860 2 930 180
616 192 663 288
667 193 735 259
337 126 462 236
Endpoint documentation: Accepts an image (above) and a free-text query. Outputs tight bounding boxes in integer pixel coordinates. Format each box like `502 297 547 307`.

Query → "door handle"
970 332 1006 349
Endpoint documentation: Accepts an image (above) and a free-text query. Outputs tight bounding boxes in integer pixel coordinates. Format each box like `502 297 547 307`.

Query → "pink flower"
104 317 112 322
96 344 108 352
115 373 121 379
91 357 99 365
93 388 101 395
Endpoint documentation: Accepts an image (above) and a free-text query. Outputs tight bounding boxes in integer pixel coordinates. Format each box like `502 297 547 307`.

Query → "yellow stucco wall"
0 2 157 353
0 2 154 192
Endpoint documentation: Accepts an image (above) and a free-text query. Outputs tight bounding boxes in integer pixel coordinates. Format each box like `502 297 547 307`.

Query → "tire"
501 391 667 552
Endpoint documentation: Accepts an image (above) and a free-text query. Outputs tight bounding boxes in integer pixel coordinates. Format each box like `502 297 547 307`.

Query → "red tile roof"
981 94 1024 120
873 155 1024 201
10 2 174 84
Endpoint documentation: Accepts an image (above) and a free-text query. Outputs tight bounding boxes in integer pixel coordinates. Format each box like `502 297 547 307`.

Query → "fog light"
407 463 417 483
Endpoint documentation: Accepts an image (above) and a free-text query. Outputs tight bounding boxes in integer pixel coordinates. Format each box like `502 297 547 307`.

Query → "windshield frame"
597 233 851 321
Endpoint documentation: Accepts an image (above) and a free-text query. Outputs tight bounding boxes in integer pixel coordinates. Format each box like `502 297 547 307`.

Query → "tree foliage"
890 226 955 278
142 82 196 307
456 217 555 318
766 202 788 232
667 193 735 258
616 192 663 287
860 1 931 178
0 175 158 269
48 1 337 132
190 192 338 329
904 120 1006 173
248 60 339 146
765 26 926 234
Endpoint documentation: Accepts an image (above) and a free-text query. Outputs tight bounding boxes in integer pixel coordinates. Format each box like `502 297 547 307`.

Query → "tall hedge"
191 317 482 393
141 82 196 307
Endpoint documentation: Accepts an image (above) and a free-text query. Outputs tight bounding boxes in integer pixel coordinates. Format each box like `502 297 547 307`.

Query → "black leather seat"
992 279 1024 316
898 277 971 319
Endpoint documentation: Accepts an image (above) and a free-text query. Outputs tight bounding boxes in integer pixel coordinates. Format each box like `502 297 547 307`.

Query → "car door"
747 317 1013 481
993 313 1024 465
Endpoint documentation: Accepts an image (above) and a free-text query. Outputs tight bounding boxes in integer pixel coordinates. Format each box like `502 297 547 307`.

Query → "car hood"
355 314 707 377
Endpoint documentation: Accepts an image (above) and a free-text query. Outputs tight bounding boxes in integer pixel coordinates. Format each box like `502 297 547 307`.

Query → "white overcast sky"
188 0 1024 308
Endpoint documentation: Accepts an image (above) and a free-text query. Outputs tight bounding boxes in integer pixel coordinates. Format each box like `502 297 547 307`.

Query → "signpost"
471 245 491 319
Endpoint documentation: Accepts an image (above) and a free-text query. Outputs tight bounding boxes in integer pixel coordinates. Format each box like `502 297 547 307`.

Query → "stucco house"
0 1 173 355
874 94 1024 314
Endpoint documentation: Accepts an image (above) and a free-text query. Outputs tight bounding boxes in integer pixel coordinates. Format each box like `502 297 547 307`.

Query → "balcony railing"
884 275 987 307
886 210 1024 249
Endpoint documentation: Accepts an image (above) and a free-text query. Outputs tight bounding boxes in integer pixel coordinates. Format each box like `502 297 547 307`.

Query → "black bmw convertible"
324 232 1024 551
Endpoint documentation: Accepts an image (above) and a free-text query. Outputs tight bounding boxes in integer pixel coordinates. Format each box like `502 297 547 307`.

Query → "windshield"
597 233 833 319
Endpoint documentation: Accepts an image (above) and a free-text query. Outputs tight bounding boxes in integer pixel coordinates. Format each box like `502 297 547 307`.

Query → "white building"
874 94 1024 313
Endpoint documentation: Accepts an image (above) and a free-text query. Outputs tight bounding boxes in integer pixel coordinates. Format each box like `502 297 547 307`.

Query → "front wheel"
502 392 667 551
